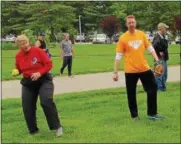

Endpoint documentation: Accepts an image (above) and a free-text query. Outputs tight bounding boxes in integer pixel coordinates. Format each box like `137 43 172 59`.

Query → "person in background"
152 23 169 91
60 33 75 77
35 32 51 58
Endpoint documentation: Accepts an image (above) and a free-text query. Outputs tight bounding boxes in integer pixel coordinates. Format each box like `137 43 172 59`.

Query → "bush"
21 29 36 45
45 29 51 45
55 32 65 43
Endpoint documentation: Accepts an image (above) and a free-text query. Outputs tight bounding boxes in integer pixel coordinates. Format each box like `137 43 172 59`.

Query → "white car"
146 32 154 42
1 35 16 42
75 34 85 42
175 36 181 44
92 34 108 44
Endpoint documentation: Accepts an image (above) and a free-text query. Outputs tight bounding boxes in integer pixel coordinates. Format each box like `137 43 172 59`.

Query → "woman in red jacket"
14 34 62 137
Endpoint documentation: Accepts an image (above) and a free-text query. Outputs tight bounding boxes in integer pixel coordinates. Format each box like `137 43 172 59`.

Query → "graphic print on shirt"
32 57 38 64
128 40 142 50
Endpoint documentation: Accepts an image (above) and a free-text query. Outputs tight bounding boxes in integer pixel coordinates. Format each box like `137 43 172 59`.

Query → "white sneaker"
56 127 63 137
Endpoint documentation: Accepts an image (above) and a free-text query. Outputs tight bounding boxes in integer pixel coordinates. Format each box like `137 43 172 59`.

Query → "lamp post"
79 15 82 43
48 17 53 42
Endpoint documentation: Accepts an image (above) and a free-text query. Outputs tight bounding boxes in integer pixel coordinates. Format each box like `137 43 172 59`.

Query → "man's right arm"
113 37 124 81
114 53 123 74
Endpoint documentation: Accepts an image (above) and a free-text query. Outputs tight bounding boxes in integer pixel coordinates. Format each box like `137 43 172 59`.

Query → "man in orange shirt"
113 15 164 120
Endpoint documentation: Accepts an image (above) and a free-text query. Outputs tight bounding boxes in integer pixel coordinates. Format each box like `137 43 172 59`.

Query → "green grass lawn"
2 82 180 143
2 44 180 81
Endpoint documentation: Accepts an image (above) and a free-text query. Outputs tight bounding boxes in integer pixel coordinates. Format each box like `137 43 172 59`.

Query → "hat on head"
39 32 45 36
158 23 169 29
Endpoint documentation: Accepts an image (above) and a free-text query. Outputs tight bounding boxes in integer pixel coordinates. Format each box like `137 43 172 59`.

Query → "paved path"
1 66 180 99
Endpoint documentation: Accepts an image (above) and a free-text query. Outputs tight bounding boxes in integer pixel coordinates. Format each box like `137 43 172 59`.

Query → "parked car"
175 36 181 44
1 35 16 43
92 34 109 44
85 35 93 42
113 33 120 42
75 33 85 42
146 32 154 42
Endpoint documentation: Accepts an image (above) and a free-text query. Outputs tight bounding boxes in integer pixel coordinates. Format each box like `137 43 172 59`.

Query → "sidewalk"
1 66 180 99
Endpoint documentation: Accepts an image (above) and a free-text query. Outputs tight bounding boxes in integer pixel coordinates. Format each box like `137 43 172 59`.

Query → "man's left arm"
149 47 159 62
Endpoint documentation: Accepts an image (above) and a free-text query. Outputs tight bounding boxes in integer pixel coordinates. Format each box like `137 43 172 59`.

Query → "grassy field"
2 44 180 81
2 82 180 143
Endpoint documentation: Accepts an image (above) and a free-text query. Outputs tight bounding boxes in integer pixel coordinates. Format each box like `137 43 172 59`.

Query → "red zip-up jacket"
15 46 52 78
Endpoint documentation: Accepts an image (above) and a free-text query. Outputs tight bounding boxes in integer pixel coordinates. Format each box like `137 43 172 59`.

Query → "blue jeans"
155 60 167 90
45 49 52 59
45 49 52 73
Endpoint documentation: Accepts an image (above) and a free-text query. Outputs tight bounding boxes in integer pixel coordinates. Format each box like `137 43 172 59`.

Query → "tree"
21 29 36 45
109 1 180 32
1 1 77 42
173 15 181 34
79 1 114 34
20 1 76 42
100 16 120 43
1 1 25 36
2 1 180 38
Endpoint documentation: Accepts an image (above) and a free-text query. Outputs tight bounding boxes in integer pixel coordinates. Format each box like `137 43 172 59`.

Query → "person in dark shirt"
35 33 51 58
14 34 63 137
152 23 169 91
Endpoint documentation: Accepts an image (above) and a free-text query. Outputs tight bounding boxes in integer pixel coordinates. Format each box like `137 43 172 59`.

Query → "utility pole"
79 15 82 43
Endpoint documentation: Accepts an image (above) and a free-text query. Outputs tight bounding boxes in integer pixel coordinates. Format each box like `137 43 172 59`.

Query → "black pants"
21 74 61 134
60 56 72 76
125 70 158 118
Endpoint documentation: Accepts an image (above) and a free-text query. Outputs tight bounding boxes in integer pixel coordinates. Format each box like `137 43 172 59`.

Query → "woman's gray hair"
15 34 29 44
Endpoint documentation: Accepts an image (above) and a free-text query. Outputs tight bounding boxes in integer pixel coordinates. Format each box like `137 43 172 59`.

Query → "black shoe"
29 128 39 135
158 87 166 91
60 69 63 75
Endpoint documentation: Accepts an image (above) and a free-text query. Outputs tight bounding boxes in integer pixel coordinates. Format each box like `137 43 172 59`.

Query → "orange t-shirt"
116 30 151 73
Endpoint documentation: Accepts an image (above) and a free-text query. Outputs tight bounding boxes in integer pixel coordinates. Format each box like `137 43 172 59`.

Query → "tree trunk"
109 36 112 44
50 26 56 42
